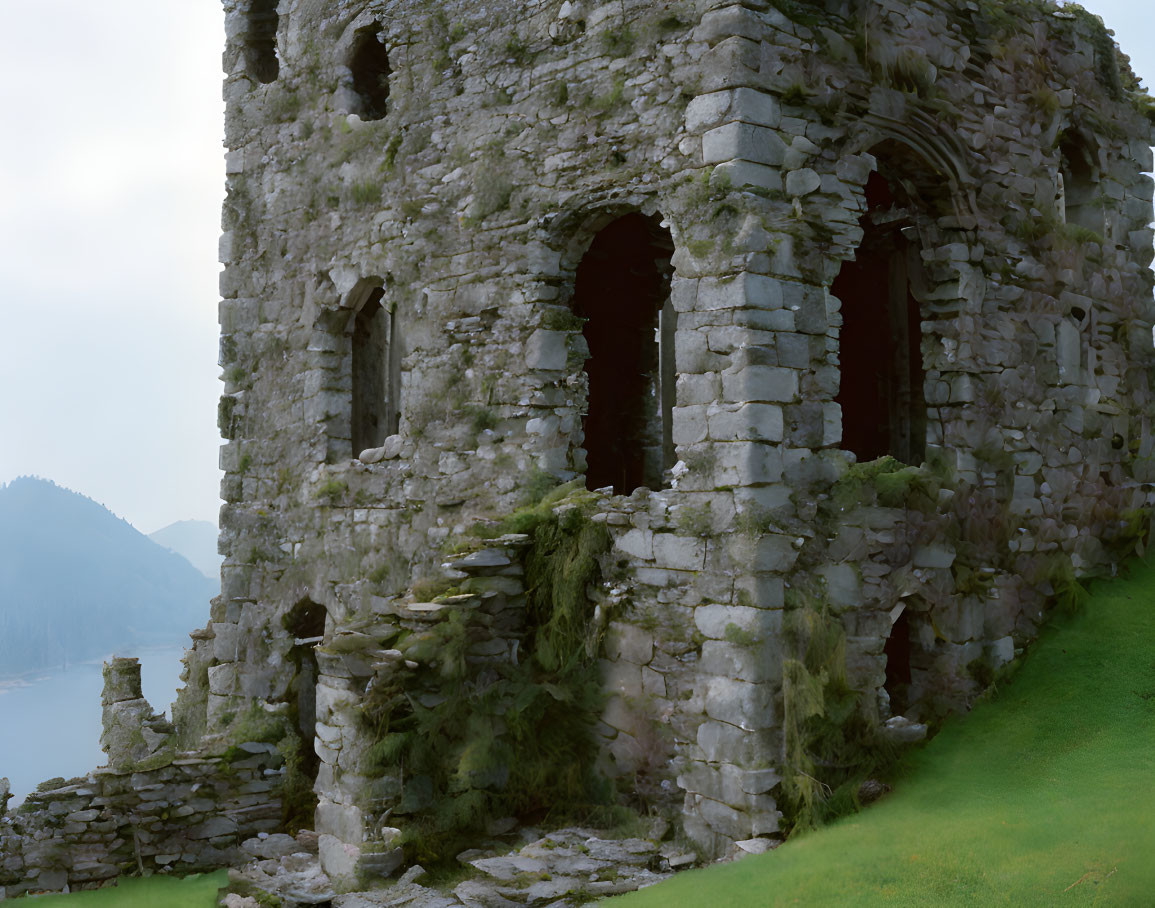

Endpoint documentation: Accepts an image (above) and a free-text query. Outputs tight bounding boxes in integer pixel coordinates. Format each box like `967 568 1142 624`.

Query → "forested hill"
0 477 215 677
149 519 221 580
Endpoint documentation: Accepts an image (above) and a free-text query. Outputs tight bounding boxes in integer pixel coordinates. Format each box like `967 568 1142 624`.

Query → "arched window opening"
573 213 676 494
834 169 927 465
283 599 327 830
350 23 391 121
351 287 400 456
245 0 280 84
883 607 913 715
1059 134 1102 234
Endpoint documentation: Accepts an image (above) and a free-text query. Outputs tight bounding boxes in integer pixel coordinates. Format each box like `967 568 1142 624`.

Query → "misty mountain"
0 477 215 677
149 519 222 580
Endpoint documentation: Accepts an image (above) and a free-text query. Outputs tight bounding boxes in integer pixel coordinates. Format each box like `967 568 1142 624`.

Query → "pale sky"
0 1 1150 534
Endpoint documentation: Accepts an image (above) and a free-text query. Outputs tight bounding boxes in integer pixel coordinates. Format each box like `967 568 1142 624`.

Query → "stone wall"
184 0 1155 874
0 660 281 897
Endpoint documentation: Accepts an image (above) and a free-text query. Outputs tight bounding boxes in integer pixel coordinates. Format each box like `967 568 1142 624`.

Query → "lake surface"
0 646 187 804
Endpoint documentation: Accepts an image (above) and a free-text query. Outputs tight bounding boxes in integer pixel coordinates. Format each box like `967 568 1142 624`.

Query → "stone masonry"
5 0 1155 894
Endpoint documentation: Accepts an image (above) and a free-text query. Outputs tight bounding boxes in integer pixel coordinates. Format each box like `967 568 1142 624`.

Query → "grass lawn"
614 559 1155 906
30 870 227 906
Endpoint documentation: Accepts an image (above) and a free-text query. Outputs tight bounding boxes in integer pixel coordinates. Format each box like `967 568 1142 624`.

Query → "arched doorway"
834 166 928 465
573 213 676 494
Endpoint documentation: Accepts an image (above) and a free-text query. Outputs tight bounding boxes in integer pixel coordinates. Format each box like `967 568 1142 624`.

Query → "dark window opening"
351 287 400 456
573 213 676 494
883 607 913 715
1059 134 1103 234
350 23 391 121
283 599 327 831
834 170 926 465
245 0 280 84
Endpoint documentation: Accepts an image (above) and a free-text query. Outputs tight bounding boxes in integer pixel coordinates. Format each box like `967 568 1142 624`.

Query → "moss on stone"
360 493 612 866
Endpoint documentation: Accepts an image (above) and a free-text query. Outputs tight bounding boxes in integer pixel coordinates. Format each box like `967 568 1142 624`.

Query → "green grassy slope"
30 871 226 906
615 560 1155 906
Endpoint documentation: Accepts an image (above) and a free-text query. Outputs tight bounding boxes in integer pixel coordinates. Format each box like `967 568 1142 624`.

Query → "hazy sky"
0 2 1151 534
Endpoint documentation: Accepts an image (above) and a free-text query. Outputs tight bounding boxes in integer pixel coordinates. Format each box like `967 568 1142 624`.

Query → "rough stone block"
525 330 568 371
318 833 361 887
698 273 783 311
700 640 779 683
702 121 786 166
730 87 781 127
315 799 364 844
685 91 733 131
696 795 754 841
722 365 799 403
713 160 783 193
604 623 654 664
727 533 798 573
913 545 955 568
677 372 722 406
652 533 707 571
785 168 821 197
707 403 784 442
614 527 654 560
709 442 782 488
694 604 780 640
672 405 709 446
817 562 861 607
704 678 776 729
696 720 760 764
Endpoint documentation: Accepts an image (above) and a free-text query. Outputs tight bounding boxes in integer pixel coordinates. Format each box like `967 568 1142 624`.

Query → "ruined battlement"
198 0 1155 878
5 0 1155 895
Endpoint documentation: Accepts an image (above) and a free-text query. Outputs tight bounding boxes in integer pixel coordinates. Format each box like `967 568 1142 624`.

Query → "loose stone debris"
226 827 689 908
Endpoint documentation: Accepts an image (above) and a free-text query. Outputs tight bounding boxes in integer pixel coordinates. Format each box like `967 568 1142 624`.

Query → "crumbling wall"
182 0 1155 871
0 659 281 896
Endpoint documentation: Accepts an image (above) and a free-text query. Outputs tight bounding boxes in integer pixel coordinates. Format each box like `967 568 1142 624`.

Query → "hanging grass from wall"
360 494 612 866
780 599 896 835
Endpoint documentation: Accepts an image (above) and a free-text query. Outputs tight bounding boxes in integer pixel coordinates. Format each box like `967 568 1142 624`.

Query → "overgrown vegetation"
615 559 1155 905
223 703 314 833
780 598 896 834
359 489 613 866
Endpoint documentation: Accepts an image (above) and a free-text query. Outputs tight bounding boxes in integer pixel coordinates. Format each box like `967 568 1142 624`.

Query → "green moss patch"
362 496 612 866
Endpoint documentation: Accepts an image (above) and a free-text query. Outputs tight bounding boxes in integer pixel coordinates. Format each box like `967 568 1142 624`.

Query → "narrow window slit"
1058 133 1103 235
351 287 400 456
350 23 391 121
245 0 280 84
283 599 327 829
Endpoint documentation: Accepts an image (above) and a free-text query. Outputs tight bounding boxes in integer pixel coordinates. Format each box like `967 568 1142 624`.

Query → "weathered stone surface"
12 0 1150 895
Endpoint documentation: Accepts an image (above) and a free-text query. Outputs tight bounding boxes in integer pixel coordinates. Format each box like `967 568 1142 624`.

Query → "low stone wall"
0 658 283 897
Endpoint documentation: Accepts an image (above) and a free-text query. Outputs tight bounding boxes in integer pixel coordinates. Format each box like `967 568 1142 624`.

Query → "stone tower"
190 0 1153 882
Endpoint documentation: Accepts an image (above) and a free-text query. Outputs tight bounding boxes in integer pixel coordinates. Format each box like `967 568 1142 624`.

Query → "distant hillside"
149 519 221 581
0 477 215 677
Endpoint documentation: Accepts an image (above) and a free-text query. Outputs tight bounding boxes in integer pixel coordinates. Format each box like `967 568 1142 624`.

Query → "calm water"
0 646 187 805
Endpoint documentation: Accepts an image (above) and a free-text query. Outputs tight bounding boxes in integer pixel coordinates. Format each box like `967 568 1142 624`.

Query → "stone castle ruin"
4 0 1155 896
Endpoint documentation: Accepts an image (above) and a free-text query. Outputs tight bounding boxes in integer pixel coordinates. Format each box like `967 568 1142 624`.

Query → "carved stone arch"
853 113 981 225
544 196 673 274
830 134 974 466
